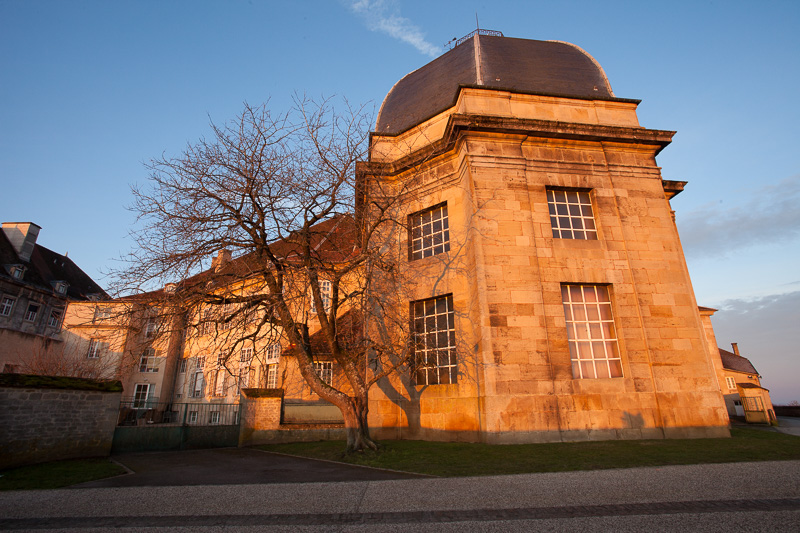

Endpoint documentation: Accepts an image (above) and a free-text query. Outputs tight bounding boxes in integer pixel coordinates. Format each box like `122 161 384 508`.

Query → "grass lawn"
0 458 127 491
258 428 800 477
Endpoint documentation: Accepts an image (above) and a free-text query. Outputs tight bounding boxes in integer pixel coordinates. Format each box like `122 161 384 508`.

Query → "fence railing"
117 401 240 427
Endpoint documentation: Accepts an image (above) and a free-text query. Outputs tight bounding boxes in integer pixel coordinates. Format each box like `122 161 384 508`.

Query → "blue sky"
1 0 798 402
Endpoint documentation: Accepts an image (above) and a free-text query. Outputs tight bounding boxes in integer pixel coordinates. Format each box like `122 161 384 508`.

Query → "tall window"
190 367 205 398
145 318 158 338
548 190 597 240
412 294 457 385
139 348 159 373
265 364 279 388
409 203 450 260
48 308 63 328
0 296 16 317
24 303 39 322
561 285 621 379
219 303 234 331
133 384 152 408
87 339 100 359
214 370 226 396
310 280 332 314
240 347 254 363
313 361 333 386
726 377 737 390
265 343 281 364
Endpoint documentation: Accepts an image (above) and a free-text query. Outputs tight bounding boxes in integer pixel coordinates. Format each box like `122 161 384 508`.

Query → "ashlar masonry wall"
0 376 122 469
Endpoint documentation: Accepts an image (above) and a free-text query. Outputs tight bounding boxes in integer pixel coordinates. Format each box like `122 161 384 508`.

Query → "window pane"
562 284 622 380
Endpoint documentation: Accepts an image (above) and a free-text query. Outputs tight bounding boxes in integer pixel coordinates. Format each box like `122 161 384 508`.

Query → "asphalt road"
1 452 798 531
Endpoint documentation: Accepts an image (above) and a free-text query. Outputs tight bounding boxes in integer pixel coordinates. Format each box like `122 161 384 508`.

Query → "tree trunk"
340 396 377 453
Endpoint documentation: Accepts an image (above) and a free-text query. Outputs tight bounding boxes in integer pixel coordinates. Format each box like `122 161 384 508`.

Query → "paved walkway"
1 459 799 531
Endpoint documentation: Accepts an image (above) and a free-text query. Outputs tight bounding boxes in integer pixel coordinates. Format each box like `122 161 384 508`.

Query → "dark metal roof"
0 230 106 300
376 35 622 135
719 348 759 375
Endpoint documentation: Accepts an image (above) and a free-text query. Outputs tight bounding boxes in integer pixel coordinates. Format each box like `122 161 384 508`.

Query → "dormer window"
52 281 69 295
8 265 26 280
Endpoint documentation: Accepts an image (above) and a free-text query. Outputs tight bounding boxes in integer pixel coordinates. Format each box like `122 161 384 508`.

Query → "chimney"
212 249 232 273
731 343 740 356
2 222 41 262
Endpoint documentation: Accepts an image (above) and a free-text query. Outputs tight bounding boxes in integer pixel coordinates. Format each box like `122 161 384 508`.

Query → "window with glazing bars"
561 285 622 379
412 294 456 385
409 204 450 260
265 364 279 388
313 361 333 385
310 280 331 314
139 348 159 372
548 190 597 240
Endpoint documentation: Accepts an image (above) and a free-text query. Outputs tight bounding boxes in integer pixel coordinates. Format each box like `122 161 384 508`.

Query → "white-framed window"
240 347 253 363
48 308 63 328
190 369 205 398
10 265 25 279
265 364 279 388
87 338 101 359
210 411 221 424
196 356 206 369
24 303 39 322
0 296 16 317
213 369 226 396
726 377 737 390
217 353 225 367
562 284 622 379
313 361 333 386
145 318 158 338
199 309 213 336
265 343 281 364
238 366 254 389
547 189 598 240
52 281 69 295
219 303 234 331
409 203 450 260
179 359 188 373
188 411 199 423
412 294 457 385
139 348 159 373
310 280 332 314
133 383 152 408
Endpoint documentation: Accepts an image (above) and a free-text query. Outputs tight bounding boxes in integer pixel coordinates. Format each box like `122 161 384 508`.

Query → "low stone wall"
0 374 122 469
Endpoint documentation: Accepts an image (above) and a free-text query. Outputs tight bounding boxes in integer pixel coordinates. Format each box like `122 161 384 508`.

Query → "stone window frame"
139 347 159 373
309 279 332 315
24 302 39 322
547 188 598 240
408 202 450 261
265 363 279 388
561 284 623 379
313 361 333 386
0 296 16 317
265 343 281 364
726 376 737 390
209 411 221 425
411 294 457 386
87 338 101 359
48 307 64 329
133 383 152 408
188 411 199 424
178 358 188 373
190 367 205 398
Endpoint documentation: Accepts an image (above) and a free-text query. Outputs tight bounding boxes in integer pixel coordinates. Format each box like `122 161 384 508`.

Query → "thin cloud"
677 174 800 258
348 0 440 57
711 291 800 404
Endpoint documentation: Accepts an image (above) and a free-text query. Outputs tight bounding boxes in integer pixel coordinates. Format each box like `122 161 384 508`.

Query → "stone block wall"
0 378 121 469
238 389 283 446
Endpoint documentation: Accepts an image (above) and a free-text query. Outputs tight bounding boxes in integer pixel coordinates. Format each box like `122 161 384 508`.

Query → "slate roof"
0 229 106 300
719 348 759 375
376 35 629 135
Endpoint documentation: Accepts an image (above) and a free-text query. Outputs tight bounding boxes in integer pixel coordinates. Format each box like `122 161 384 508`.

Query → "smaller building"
0 222 106 374
718 343 775 423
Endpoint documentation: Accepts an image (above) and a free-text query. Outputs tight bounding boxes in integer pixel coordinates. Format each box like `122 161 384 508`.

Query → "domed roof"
376 35 618 135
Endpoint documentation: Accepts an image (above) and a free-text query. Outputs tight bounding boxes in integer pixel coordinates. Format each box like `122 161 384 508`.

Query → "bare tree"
114 97 418 452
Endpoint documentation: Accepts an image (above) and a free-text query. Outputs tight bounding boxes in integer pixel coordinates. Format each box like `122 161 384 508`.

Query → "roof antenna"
476 13 480 31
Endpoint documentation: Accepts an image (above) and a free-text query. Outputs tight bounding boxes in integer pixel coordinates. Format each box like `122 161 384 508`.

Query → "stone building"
360 31 730 442
62 32 735 443
0 222 106 374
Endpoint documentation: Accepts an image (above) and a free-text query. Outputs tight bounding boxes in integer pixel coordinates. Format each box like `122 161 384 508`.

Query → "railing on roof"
448 28 504 49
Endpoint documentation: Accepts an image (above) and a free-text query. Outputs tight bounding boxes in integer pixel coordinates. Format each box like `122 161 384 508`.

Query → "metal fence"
117 401 240 427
